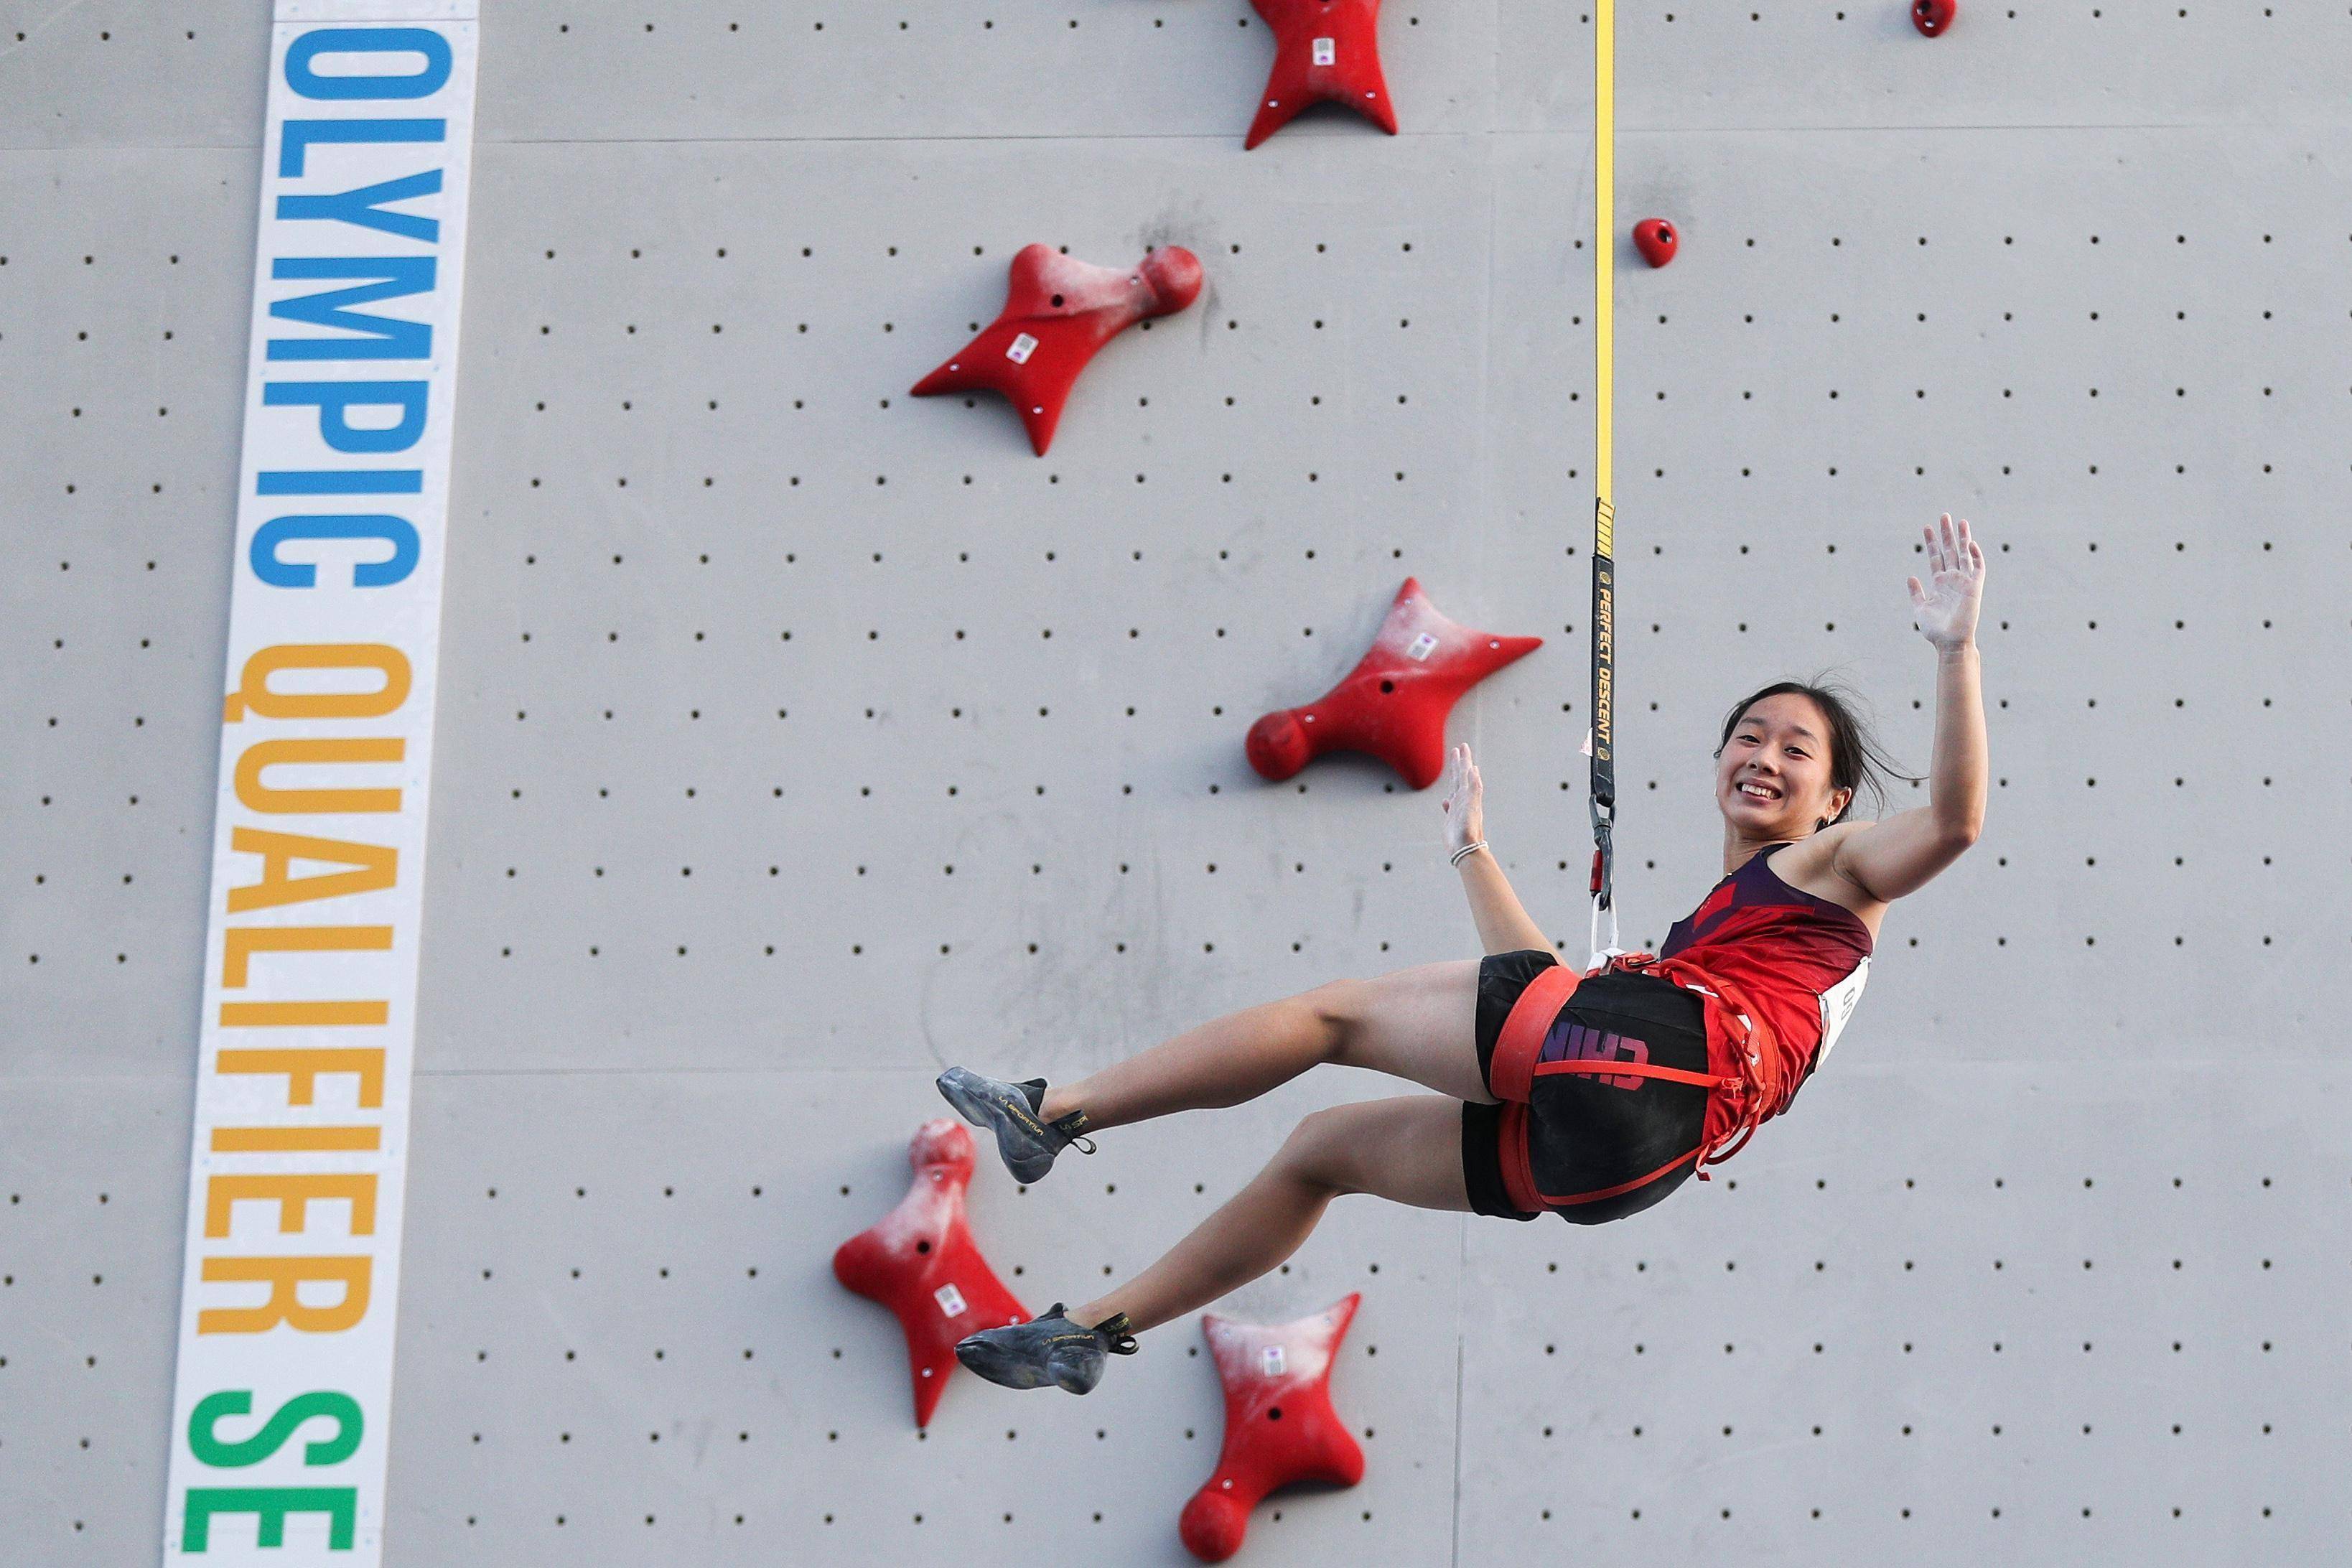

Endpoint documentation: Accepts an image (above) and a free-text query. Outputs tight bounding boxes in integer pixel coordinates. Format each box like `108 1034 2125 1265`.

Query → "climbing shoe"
935 1066 1098 1184
955 1302 1139 1394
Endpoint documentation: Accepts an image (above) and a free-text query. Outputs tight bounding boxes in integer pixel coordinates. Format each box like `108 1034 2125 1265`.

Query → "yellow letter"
205 1175 378 1238
210 1126 381 1153
218 1001 388 1028
228 829 397 913
233 738 405 815
197 1255 372 1334
221 926 393 989
215 1047 385 1108
225 643 409 723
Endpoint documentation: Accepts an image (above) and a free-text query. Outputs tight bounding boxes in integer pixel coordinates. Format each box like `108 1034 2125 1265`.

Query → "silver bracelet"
1450 840 1488 867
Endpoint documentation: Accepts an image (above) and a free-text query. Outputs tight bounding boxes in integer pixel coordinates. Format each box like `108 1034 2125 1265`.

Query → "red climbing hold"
912 243 1203 455
831 1119 1030 1429
1246 577 1541 790
1912 0 1955 34
1243 0 1399 149
1177 1295 1366 1563
1633 217 1678 269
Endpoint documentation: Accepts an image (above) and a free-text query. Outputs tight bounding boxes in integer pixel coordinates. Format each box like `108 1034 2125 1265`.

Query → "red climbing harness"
1487 950 1788 1213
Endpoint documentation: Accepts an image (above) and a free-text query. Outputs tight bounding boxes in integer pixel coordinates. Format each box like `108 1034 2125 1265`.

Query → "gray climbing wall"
4 1 2348 1564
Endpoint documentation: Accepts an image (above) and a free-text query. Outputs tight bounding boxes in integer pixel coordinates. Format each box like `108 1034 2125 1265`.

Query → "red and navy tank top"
1658 843 1875 1106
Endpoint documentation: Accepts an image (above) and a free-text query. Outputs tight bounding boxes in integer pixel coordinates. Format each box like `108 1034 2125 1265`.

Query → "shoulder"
1764 827 1887 940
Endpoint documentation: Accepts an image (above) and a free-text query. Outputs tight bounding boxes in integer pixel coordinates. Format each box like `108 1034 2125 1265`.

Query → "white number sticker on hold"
933 1283 968 1318
1312 37 1336 65
1006 332 1039 364
1261 1345 1287 1377
1405 632 1439 662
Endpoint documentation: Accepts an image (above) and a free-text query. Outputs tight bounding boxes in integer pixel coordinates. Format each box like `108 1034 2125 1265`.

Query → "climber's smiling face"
1714 693 1849 840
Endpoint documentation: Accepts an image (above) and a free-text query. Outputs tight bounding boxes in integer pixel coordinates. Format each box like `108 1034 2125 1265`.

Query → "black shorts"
1460 949 1714 1226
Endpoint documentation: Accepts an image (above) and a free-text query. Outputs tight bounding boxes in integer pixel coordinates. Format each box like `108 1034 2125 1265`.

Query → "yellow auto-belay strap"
1585 0 1623 975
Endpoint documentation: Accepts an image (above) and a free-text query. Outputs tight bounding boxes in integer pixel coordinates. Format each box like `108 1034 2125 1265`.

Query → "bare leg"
1040 958 1491 1129
1066 1096 1472 1335
1039 991 1337 1129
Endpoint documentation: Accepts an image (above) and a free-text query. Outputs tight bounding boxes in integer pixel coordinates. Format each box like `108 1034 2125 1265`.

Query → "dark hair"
1714 674 1921 829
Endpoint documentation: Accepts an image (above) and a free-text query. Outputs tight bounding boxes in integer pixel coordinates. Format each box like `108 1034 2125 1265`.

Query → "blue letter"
257 471 422 496
278 170 442 243
286 28 450 100
280 118 444 179
268 257 434 362
264 382 429 453
251 516 420 589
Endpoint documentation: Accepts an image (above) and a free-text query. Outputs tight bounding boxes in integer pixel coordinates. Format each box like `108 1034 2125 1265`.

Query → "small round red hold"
1632 218 1677 269
1912 0 1955 35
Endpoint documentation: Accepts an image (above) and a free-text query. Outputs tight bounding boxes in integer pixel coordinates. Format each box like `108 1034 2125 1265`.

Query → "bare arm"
1457 846 1556 956
1442 743 1556 956
1836 515 1989 902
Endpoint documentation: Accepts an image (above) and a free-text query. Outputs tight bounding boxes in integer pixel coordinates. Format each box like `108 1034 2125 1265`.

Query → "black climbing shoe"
955 1302 1139 1394
935 1067 1098 1184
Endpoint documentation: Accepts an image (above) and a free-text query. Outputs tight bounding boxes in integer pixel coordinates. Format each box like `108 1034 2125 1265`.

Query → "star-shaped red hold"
1177 1294 1367 1562
1244 0 1399 149
912 242 1203 455
1246 577 1543 790
831 1119 1029 1429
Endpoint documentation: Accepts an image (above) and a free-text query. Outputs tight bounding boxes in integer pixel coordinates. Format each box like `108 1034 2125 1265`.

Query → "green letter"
182 1488 357 1551
190 1391 363 1467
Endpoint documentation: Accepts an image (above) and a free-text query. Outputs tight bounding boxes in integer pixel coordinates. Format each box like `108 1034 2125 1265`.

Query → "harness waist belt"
1488 951 1783 1186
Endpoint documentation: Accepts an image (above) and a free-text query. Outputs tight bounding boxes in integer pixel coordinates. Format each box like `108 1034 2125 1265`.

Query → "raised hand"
1441 742 1485 855
1908 513 1985 650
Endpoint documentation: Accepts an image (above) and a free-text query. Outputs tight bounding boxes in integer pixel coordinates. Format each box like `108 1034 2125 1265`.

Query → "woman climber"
939 513 1988 1396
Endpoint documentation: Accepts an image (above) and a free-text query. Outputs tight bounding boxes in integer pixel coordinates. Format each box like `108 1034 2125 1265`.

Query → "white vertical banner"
162 5 477 1561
